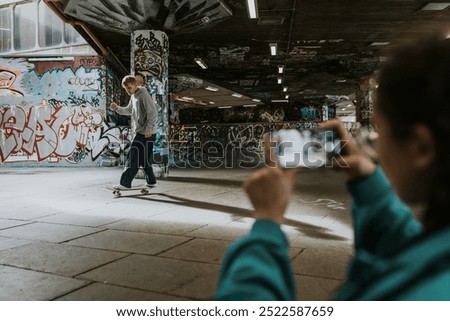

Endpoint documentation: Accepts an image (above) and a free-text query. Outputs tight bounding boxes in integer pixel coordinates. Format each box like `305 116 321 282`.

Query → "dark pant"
120 133 156 187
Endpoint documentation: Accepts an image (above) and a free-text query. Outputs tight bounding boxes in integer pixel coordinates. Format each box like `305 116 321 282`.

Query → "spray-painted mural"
169 122 320 168
0 56 127 166
356 78 375 128
172 104 336 124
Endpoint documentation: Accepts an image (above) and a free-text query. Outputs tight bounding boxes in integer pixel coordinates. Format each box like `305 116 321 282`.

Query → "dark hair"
376 35 450 232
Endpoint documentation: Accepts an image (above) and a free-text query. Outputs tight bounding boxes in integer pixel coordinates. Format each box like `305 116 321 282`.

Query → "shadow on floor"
122 192 348 241
164 176 243 188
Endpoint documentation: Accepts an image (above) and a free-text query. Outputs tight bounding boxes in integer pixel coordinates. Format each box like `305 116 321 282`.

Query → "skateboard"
107 185 150 197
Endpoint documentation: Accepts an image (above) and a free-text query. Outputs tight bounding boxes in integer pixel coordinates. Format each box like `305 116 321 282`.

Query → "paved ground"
0 166 353 301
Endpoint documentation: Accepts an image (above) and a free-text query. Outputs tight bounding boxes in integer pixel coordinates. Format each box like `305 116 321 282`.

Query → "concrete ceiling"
49 0 450 108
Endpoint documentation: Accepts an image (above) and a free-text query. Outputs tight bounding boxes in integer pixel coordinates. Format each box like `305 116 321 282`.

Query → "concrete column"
131 30 169 177
355 77 375 129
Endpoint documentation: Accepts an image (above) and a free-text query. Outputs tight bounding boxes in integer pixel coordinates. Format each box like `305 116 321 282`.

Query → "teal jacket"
216 167 450 300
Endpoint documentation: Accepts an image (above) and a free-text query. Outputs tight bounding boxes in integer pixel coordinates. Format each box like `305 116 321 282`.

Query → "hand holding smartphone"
273 129 341 169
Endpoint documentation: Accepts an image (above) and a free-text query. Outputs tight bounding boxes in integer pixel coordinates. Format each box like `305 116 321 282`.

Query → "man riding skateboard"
111 75 158 190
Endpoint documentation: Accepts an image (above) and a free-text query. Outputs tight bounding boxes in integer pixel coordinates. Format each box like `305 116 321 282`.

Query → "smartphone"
272 129 341 168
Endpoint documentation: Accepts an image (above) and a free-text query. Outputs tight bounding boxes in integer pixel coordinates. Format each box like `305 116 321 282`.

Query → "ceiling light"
218 106 232 109
278 65 284 73
252 98 261 102
285 95 289 99
270 43 277 56
245 0 258 19
421 2 450 10
232 93 243 98
209 101 215 104
271 99 288 103
243 104 257 107
257 16 285 25
370 42 390 46
335 79 347 83
282 86 288 92
194 58 208 69
205 86 218 91
28 56 74 61
277 77 282 84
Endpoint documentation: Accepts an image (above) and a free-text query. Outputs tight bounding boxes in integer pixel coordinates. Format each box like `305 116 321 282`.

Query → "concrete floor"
0 166 354 301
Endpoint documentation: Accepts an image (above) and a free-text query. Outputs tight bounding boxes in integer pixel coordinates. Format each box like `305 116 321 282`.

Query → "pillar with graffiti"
356 77 375 129
131 30 169 177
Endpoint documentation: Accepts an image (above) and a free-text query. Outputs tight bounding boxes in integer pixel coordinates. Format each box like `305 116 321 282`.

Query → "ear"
408 124 436 171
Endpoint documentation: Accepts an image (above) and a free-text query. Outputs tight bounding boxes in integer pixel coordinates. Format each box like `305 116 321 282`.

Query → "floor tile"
0 242 128 277
78 254 219 295
0 222 100 243
161 238 232 264
57 283 186 301
0 237 33 251
185 221 253 242
0 265 88 300
104 218 202 236
36 213 123 227
169 267 221 300
0 219 30 230
66 230 192 255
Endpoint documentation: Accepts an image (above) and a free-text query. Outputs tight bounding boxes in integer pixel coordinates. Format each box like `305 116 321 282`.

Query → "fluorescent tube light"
194 58 208 69
246 0 258 19
232 93 243 98
271 99 288 103
370 42 390 46
421 2 450 10
252 98 261 102
218 106 232 109
270 43 277 56
205 86 219 91
277 77 282 84
278 65 284 73
243 104 257 107
28 57 74 61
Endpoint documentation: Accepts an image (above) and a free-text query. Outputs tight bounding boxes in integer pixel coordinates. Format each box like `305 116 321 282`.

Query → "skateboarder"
111 75 158 189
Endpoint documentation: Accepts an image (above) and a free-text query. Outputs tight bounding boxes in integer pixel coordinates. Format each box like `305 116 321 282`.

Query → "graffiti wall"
169 121 320 168
172 104 336 125
0 56 125 166
169 102 347 168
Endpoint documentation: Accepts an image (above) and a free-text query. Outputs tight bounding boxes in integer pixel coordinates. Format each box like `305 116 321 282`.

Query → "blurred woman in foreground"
216 36 450 300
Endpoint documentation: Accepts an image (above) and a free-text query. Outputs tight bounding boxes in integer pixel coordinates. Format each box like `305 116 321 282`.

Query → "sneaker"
146 182 158 188
113 184 130 190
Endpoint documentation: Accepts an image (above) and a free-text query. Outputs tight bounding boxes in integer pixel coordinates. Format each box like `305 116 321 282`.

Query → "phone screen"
273 129 341 168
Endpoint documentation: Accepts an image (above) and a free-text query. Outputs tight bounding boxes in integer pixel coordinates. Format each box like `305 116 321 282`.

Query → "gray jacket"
115 87 158 136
